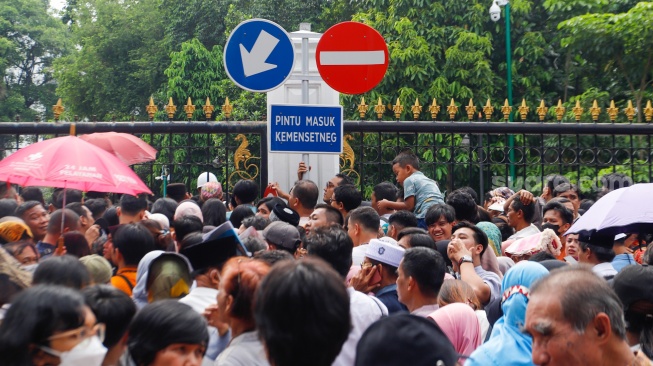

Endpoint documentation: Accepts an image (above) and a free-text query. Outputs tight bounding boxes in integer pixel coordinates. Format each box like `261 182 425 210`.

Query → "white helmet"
196 172 218 188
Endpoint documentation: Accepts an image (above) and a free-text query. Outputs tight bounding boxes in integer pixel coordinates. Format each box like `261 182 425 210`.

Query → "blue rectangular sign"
269 104 343 154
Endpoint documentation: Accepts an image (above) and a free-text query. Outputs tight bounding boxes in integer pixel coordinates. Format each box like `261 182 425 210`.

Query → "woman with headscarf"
132 251 193 309
429 303 482 364
477 222 502 256
466 261 549 366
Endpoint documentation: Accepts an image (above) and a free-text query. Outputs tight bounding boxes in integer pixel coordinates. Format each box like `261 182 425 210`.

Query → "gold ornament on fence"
228 134 260 191
483 99 494 121
536 100 547 121
203 97 215 120
518 99 530 121
339 134 360 185
501 99 512 121
447 99 458 120
572 100 583 122
624 100 636 122
428 99 441 120
411 98 422 121
146 97 158 120
465 99 476 120
374 97 385 120
607 100 619 122
589 100 601 122
184 97 196 120
222 97 233 120
53 98 64 122
358 97 369 120
393 98 404 120
644 101 653 123
165 97 177 120
555 100 565 122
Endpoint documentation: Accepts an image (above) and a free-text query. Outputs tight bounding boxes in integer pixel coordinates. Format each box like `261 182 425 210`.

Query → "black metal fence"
1 120 651 201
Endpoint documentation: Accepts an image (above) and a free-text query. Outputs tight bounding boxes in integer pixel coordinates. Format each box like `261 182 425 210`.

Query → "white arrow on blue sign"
269 105 343 154
224 19 295 93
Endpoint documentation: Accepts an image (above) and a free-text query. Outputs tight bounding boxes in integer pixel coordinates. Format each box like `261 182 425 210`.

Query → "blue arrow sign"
224 19 295 93
270 105 343 154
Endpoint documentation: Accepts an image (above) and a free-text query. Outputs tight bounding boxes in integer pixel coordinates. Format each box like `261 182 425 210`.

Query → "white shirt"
592 262 617 279
179 287 226 361
215 331 269 366
508 224 541 241
332 288 388 366
411 303 440 317
179 286 219 313
476 310 490 341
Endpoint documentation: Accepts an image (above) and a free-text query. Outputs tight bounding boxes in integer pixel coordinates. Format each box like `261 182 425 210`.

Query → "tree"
555 2 653 122
53 0 167 120
0 0 69 121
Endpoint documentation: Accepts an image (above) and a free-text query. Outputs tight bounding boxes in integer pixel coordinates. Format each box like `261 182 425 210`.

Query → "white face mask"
40 336 107 366
20 263 38 272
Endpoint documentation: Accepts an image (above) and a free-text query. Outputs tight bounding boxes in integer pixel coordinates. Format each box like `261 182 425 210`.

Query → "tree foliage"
0 0 69 121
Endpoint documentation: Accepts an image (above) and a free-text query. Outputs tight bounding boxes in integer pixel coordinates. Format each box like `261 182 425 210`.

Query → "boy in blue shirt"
377 152 444 229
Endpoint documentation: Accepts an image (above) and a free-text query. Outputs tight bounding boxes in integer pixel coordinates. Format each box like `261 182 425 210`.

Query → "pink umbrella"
0 135 152 195
79 132 157 165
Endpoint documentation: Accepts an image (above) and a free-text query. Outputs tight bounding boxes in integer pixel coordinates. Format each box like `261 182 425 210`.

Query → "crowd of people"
0 150 651 366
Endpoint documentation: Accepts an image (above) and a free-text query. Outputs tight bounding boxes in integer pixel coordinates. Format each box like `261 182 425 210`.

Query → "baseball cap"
365 238 405 268
79 254 113 285
355 314 459 366
269 204 300 227
262 221 300 252
197 172 218 188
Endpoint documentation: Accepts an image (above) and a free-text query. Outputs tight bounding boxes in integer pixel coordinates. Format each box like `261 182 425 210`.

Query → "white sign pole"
300 23 310 181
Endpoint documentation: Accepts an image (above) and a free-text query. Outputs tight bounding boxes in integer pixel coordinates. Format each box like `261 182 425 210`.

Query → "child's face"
392 163 410 186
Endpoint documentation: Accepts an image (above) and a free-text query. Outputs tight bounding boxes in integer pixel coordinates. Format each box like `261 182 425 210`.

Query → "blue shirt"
402 171 443 218
36 241 56 259
375 284 407 314
612 253 637 272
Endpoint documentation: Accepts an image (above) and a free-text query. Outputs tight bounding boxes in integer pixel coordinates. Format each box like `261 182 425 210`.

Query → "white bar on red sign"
319 51 385 65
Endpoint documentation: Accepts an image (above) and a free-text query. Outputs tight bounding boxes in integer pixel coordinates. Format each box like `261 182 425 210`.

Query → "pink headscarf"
429 303 482 364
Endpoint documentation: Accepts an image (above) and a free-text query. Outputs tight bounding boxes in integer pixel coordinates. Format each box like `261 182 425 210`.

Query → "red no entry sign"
316 22 389 95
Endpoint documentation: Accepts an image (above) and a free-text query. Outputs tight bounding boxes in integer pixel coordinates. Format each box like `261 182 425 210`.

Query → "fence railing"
1 120 652 200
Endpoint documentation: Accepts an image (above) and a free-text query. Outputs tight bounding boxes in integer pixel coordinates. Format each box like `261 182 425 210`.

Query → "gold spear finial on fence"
447 98 458 120
518 99 530 121
203 97 214 121
358 97 369 120
146 97 158 121
374 97 385 120
222 97 233 120
53 98 64 122
184 97 196 121
572 100 584 122
624 100 636 122
428 98 441 120
644 100 653 123
465 99 476 120
607 100 619 122
165 97 176 121
536 100 547 121
483 99 494 121
393 98 404 120
589 100 601 122
555 100 565 122
411 98 422 121
501 99 512 121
